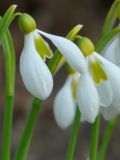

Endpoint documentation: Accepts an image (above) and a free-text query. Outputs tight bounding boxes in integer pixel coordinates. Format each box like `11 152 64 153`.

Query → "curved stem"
89 116 101 160
1 30 16 160
66 107 81 160
14 98 42 160
98 117 118 160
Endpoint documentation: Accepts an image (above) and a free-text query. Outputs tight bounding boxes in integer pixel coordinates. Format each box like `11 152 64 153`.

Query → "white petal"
96 80 113 107
20 32 53 100
95 53 120 110
54 76 76 129
102 35 120 66
77 73 99 123
37 29 87 74
101 105 119 120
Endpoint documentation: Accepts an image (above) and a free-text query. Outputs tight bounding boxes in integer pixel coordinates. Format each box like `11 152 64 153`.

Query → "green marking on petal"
72 78 78 100
89 58 108 84
34 34 53 61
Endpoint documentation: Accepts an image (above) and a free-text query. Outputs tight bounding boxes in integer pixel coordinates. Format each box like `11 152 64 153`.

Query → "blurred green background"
1 0 120 160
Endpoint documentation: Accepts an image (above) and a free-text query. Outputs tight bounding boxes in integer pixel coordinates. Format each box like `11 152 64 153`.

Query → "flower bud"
18 13 36 34
77 37 95 56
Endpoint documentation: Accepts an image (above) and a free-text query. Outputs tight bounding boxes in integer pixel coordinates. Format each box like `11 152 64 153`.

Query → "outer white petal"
101 105 119 120
20 32 53 100
37 29 87 74
96 80 113 107
77 73 99 123
102 35 120 66
95 53 120 110
54 76 76 129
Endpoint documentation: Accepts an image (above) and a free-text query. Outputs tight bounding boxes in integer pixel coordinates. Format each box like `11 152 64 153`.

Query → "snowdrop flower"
78 37 120 121
99 35 120 120
19 14 53 100
54 73 79 129
19 14 84 100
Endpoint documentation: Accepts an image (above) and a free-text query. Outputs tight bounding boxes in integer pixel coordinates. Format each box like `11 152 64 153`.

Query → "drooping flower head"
100 35 120 120
19 14 53 100
77 36 120 121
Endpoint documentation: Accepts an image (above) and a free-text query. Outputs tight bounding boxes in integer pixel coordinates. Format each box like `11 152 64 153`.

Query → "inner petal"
87 54 108 84
33 31 53 61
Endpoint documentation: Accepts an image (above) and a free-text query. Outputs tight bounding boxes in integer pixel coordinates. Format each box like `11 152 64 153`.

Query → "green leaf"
100 0 120 37
0 5 17 42
2 30 16 95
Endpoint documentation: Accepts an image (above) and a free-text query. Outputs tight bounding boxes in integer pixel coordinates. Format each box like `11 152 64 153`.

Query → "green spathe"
18 13 36 34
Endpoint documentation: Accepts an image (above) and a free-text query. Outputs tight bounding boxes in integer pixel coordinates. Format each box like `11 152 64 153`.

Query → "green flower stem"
14 98 42 160
100 0 120 37
98 117 118 160
14 25 81 160
89 116 101 160
1 30 16 160
66 107 81 160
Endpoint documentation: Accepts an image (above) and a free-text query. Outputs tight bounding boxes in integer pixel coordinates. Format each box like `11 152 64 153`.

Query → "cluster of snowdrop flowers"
54 36 120 128
19 13 120 128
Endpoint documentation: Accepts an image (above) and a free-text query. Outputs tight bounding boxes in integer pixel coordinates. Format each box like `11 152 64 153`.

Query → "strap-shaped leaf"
0 5 17 42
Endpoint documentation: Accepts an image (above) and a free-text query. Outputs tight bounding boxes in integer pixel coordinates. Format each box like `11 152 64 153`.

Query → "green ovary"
34 35 53 61
89 60 108 84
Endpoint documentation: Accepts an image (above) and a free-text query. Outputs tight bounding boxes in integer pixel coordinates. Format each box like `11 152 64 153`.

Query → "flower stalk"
66 107 81 160
14 98 42 160
98 117 118 160
89 116 100 160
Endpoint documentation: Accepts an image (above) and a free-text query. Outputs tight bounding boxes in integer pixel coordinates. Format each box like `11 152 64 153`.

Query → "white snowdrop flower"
19 14 53 100
96 35 120 120
78 36 120 121
54 74 79 129
100 35 120 120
